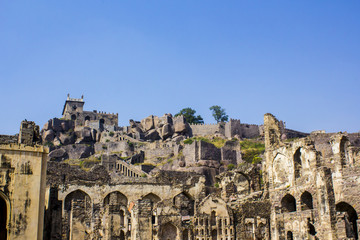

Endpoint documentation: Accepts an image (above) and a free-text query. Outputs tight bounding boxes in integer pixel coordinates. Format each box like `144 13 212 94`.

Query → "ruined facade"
0 97 359 240
264 113 360 239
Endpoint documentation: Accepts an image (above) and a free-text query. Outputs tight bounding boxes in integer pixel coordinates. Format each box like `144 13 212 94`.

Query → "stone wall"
0 144 48 240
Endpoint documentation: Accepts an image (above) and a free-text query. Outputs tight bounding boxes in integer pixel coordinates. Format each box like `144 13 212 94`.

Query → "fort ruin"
0 96 359 239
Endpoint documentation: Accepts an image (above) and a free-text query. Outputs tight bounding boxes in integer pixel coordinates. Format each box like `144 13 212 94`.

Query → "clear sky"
0 1 359 135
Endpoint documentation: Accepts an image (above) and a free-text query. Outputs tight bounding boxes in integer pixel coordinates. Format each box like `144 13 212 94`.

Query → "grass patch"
183 136 226 148
240 140 265 164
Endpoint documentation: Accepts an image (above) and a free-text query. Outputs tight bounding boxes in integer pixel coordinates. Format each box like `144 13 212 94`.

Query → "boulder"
48 148 68 161
141 115 155 131
145 129 160 141
59 132 75 145
173 115 188 133
43 129 55 142
42 120 52 131
161 124 173 140
62 144 94 159
157 114 173 128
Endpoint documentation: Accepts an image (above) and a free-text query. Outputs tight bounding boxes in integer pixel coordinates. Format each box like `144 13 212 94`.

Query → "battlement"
66 94 84 103
0 143 48 153
62 95 118 127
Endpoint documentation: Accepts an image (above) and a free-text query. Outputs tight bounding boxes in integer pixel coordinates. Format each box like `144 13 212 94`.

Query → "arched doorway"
281 194 296 213
301 191 313 210
293 148 302 179
159 222 177 240
211 229 217 240
336 202 358 239
0 195 7 240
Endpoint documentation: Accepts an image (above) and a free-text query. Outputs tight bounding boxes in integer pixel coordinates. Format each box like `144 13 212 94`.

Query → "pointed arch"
293 148 302 179
301 191 313 210
281 194 296 213
142 193 161 204
336 202 358 239
159 222 177 240
340 136 350 167
64 189 91 211
0 191 10 240
104 191 128 207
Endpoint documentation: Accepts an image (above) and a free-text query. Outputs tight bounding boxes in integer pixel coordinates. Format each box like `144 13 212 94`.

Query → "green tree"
209 105 229 123
175 108 204 124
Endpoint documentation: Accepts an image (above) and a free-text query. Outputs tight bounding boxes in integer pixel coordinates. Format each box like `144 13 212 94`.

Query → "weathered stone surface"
62 144 94 159
161 123 173 140
144 129 160 141
141 115 155 131
43 129 55 142
48 148 68 161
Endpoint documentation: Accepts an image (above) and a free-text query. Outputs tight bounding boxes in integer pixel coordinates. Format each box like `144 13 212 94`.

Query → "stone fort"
0 95 359 240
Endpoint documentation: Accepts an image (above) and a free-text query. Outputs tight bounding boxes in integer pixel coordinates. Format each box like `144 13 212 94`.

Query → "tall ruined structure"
0 96 359 239
263 113 360 240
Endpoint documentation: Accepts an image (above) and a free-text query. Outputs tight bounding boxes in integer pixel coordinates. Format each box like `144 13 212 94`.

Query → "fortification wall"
189 123 222 136
240 123 260 139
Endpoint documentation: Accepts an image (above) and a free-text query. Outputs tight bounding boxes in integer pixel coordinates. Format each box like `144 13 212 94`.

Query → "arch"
120 230 125 240
340 137 350 167
63 190 91 240
211 229 217 240
100 118 105 125
0 192 9 240
142 193 161 204
301 191 313 210
281 194 296 213
272 153 290 185
210 210 216 226
64 189 91 211
183 229 189 240
293 148 302 179
336 202 358 239
85 116 90 121
159 222 177 240
173 192 194 216
71 114 76 121
104 191 128 207
286 231 293 240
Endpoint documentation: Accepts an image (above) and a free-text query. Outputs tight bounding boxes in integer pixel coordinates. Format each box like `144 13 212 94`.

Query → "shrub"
109 132 114 137
227 163 235 170
214 182 220 188
184 138 194 144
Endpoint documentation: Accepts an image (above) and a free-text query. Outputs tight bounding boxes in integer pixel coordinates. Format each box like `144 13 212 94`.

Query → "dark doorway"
0 196 7 240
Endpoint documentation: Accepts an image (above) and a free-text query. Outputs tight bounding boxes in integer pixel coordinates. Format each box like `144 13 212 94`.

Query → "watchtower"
62 94 85 121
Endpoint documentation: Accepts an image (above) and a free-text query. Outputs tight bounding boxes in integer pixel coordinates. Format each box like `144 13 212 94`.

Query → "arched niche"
64 189 91 211
104 191 128 207
64 190 92 240
340 137 350 167
293 148 302 179
281 194 296 213
300 191 313 210
336 202 358 239
159 222 177 240
0 192 10 240
142 193 161 204
272 153 291 185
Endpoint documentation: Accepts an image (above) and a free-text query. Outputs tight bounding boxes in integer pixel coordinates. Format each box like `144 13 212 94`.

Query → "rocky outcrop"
130 114 191 141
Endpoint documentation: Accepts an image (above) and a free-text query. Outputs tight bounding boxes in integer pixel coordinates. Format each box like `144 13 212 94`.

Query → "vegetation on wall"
240 140 265 164
183 136 226 148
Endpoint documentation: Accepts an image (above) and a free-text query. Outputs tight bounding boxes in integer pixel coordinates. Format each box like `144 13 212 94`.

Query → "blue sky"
0 1 359 135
